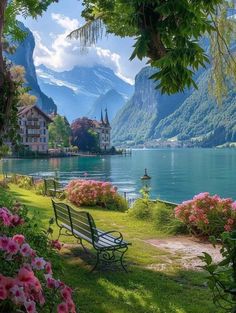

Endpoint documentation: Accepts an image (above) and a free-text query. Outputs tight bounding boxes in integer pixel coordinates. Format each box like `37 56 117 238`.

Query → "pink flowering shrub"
0 207 24 228
0 200 78 313
0 234 76 313
174 192 236 237
67 180 128 211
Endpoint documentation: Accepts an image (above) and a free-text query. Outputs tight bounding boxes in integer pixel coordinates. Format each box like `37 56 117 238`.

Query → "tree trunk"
0 0 7 87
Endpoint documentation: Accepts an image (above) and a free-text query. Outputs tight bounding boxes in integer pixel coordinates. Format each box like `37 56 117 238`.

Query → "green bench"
44 179 65 197
52 200 131 272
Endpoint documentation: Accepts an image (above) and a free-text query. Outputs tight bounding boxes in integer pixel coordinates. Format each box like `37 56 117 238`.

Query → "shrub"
129 186 154 220
103 193 129 212
175 192 236 237
129 198 154 220
200 231 236 312
0 204 78 313
153 202 188 235
129 187 187 234
67 179 128 211
11 175 34 190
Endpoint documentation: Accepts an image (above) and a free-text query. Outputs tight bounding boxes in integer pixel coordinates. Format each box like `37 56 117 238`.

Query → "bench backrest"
44 179 56 190
44 179 61 192
52 200 98 243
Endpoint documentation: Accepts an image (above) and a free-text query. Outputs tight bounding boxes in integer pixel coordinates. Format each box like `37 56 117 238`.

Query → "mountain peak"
37 63 134 121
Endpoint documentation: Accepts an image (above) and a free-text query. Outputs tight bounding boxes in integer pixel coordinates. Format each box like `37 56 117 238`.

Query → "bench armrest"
98 231 124 244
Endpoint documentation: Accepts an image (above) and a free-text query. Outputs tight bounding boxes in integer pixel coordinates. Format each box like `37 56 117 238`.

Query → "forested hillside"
112 67 236 147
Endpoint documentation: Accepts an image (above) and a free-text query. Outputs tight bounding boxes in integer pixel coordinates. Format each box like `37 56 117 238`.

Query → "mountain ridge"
37 63 134 121
7 22 57 114
112 66 236 147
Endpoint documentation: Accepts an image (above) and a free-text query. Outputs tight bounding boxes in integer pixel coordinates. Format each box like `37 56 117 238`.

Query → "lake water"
2 149 236 203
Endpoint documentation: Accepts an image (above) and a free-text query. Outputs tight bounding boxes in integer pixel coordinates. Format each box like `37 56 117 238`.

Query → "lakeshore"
2 148 236 203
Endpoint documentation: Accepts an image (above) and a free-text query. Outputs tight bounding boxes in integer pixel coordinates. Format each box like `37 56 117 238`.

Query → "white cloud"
51 13 79 31
33 13 134 84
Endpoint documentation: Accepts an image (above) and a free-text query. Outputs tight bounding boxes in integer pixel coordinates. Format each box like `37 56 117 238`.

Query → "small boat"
141 168 151 180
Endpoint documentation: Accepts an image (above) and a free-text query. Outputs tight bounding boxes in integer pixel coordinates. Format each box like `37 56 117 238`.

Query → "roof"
18 105 53 123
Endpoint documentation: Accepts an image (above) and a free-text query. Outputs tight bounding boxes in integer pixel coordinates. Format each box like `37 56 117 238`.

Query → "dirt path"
145 236 222 271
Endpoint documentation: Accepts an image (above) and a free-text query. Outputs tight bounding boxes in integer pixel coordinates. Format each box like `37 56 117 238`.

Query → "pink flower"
46 277 60 289
24 300 37 313
0 286 7 300
6 239 19 255
224 224 232 232
0 236 9 250
227 218 234 225
10 285 26 304
20 243 32 257
13 234 25 245
3 277 15 291
57 302 68 313
10 214 24 226
32 257 46 271
38 291 45 306
67 299 76 313
193 192 209 200
45 262 52 274
60 287 72 301
189 215 197 222
0 208 11 226
51 240 62 250
17 268 36 284
232 201 236 210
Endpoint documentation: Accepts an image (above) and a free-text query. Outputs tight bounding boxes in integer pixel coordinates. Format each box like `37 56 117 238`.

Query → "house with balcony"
18 105 53 153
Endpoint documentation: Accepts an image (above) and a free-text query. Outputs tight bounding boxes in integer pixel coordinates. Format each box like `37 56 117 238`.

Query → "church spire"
104 108 110 126
100 109 104 124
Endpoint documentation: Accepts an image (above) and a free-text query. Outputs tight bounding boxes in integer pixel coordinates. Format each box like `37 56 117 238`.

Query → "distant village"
5 104 115 157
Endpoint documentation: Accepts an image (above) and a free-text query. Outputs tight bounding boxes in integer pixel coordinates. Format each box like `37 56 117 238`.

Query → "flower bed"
174 192 236 237
0 203 78 313
67 180 128 211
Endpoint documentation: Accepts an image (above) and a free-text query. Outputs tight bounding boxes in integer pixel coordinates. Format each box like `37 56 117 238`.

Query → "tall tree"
71 117 100 152
0 0 58 145
49 115 71 148
68 0 235 96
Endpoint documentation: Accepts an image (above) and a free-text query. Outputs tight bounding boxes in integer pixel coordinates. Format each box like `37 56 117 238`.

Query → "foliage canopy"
68 0 234 94
49 115 71 148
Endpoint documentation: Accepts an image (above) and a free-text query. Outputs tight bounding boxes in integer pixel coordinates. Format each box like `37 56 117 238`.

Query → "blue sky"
21 0 146 84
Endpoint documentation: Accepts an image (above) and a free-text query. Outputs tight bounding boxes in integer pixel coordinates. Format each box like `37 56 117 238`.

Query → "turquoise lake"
2 149 236 203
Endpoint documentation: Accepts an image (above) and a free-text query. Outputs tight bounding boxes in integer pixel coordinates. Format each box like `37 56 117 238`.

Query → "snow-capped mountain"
36 64 134 121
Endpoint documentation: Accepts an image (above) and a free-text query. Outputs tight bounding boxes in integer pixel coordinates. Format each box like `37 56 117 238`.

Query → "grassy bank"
1 184 222 313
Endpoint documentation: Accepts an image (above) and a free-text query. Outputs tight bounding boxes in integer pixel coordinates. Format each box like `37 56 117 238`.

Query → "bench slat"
61 223 93 243
52 200 129 250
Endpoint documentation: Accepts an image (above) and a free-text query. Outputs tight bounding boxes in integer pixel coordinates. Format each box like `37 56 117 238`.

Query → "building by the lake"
18 105 52 153
93 109 111 151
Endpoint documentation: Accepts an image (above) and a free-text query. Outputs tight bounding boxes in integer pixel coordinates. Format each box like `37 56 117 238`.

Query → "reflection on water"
2 149 236 203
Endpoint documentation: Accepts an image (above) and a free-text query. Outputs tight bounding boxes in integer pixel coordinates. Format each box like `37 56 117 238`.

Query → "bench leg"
120 247 129 273
90 247 129 273
57 227 63 240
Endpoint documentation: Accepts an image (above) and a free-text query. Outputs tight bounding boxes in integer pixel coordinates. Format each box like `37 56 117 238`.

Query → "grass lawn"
5 184 222 313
